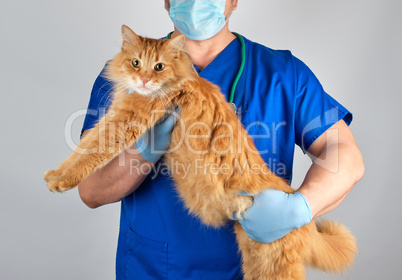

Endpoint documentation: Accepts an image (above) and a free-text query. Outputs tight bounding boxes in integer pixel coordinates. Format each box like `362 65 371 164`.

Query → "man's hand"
232 189 312 243
135 107 180 162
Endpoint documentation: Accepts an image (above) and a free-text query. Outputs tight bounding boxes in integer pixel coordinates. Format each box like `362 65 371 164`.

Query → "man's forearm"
78 131 155 208
298 142 364 219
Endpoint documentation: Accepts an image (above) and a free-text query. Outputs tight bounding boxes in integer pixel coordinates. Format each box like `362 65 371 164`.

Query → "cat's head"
106 25 195 97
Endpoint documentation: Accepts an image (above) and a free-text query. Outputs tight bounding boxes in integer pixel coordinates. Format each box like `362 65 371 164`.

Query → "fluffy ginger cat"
44 25 356 280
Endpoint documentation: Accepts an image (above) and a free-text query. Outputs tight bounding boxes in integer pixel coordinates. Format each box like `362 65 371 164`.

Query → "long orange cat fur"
44 25 357 280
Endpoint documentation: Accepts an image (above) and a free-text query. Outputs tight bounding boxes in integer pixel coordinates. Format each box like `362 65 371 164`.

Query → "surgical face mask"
169 0 227 41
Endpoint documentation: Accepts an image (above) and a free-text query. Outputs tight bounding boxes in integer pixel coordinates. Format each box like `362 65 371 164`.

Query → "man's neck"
170 24 236 71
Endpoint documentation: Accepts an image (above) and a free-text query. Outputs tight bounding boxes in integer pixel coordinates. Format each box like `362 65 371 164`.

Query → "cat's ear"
121 25 140 51
167 34 186 55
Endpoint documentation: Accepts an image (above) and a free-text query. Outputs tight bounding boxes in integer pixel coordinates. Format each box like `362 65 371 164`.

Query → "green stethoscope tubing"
166 31 246 104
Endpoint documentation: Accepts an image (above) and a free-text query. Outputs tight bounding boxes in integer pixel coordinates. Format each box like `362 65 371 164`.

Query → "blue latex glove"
233 189 312 243
134 107 180 162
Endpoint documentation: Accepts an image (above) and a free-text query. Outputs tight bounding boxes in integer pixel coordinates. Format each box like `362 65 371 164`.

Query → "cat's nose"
141 78 149 85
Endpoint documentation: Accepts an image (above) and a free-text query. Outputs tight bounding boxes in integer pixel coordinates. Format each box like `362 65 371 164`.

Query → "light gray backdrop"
0 0 401 279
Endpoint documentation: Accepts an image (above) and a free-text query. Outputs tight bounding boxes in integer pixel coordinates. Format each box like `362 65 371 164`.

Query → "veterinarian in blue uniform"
78 0 364 279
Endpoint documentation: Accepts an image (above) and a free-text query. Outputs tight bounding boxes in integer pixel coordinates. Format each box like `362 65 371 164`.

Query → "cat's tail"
306 219 357 272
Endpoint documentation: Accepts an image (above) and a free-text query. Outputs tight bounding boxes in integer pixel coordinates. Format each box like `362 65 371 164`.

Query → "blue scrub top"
82 35 352 280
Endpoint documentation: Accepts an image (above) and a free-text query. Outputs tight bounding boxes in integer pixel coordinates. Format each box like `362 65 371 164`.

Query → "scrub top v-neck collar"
192 37 239 75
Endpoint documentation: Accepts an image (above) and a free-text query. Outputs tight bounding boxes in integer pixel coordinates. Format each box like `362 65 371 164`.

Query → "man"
78 0 364 279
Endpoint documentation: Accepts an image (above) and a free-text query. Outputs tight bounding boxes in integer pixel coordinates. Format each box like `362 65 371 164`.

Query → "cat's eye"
154 63 165 71
131 59 141 68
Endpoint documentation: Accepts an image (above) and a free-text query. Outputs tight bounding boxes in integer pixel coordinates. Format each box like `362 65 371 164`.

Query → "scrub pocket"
125 227 168 280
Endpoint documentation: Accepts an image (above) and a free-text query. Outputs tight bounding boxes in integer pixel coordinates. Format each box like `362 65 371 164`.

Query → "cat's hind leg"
234 222 306 280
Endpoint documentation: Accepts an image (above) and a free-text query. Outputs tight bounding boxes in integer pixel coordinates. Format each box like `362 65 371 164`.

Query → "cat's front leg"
44 152 80 183
47 167 83 192
46 110 153 192
45 117 106 192
46 133 101 192
47 147 113 192
46 95 171 192
44 169 62 182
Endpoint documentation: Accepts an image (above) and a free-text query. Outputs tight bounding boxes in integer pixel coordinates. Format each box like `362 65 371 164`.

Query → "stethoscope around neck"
167 31 246 114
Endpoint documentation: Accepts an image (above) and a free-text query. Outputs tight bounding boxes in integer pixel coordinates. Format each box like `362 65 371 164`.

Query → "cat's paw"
44 169 62 182
47 172 80 193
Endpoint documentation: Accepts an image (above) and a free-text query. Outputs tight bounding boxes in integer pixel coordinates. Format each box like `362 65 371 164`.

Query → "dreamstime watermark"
63 107 342 175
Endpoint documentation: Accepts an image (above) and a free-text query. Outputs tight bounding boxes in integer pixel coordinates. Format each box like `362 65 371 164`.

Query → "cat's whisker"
159 87 176 106
162 89 179 108
96 84 126 111
160 94 170 110
163 92 177 110
96 80 118 104
100 84 129 109
157 88 171 110
161 89 173 107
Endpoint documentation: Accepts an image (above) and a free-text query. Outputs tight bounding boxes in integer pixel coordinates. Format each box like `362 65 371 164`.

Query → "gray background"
0 0 401 279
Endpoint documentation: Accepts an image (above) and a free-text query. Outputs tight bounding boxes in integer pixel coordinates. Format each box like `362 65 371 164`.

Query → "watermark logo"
301 107 341 173
63 107 342 177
